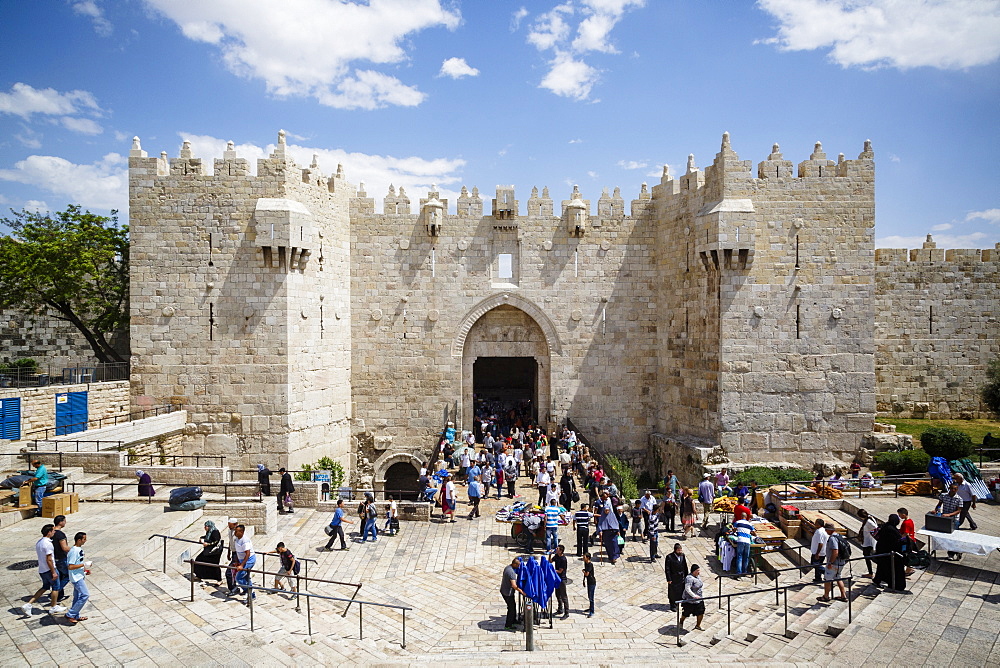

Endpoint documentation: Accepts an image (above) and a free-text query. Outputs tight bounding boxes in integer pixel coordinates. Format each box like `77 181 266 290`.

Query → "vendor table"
916 529 1000 560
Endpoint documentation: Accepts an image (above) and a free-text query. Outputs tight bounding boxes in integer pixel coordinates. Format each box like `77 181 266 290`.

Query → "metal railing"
182 559 409 647
975 446 1000 468
126 453 225 468
24 404 179 440
27 440 124 453
0 361 129 389
774 474 934 499
70 481 262 503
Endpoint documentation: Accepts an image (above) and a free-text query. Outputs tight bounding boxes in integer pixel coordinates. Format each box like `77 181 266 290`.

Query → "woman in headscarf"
679 563 706 631
136 470 155 497
193 520 223 582
257 464 272 497
873 513 906 592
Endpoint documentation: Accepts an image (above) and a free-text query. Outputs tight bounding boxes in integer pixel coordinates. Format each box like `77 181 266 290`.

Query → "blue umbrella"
518 556 537 603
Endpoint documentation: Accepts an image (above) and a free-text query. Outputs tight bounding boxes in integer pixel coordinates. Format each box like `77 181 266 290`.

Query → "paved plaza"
1 474 999 667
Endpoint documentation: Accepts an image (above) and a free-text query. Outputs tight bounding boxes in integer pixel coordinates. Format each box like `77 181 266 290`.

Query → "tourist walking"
810 519 829 582
698 474 715 529
679 488 696 538
384 497 399 535
574 504 592 557
325 498 353 550
51 515 70 603
817 524 848 603
596 491 620 564
504 458 518 498
277 467 295 514
439 473 457 523
535 467 550 506
858 509 877 578
664 543 688 611
662 488 676 532
193 520 223 582
22 524 67 616
225 517 240 594
582 552 596 617
468 475 483 519
64 532 91 624
552 544 569 619
647 504 661 561
266 542 299 598
545 498 561 550
679 564 706 631
500 557 525 630
361 495 379 541
232 524 256 604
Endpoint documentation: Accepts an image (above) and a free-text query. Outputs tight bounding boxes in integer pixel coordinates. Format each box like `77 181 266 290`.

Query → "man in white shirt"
513 446 524 477
639 489 657 536
22 524 67 616
858 510 877 578
232 524 257 604
460 448 472 484
535 468 551 506
952 473 979 530
810 519 829 583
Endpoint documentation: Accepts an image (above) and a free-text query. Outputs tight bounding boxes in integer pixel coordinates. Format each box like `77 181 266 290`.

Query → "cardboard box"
18 485 32 508
41 495 63 518
67 493 79 514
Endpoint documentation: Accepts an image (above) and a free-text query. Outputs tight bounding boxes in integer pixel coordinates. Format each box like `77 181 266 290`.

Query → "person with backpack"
266 542 299 598
360 495 379 542
816 524 849 603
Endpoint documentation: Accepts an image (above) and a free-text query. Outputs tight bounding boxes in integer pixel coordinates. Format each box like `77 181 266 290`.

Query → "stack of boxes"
41 492 79 518
779 504 801 539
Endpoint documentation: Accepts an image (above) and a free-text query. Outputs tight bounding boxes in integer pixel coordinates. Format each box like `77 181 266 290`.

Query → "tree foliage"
920 427 974 461
983 356 1000 417
0 206 128 363
875 449 930 475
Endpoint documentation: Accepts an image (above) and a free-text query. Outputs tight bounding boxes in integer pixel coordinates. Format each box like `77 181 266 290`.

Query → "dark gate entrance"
384 462 420 501
473 357 538 431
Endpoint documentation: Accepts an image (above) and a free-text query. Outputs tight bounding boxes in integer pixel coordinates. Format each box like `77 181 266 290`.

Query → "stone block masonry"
875 237 1000 418
0 380 130 438
127 130 997 479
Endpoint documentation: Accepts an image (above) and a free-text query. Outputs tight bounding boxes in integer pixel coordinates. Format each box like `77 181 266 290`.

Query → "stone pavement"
1 473 998 666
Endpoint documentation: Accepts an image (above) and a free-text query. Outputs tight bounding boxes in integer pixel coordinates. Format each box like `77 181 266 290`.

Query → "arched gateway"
456 294 558 434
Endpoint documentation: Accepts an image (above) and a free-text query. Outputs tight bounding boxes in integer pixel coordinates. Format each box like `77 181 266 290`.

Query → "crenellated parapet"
876 236 1000 264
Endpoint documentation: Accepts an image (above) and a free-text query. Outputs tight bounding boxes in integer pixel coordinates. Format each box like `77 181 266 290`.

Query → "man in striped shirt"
733 517 756 576
545 499 562 551
574 504 593 557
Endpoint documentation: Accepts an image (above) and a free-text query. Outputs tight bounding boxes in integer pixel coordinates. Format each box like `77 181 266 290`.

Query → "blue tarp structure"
517 555 562 610
928 457 952 487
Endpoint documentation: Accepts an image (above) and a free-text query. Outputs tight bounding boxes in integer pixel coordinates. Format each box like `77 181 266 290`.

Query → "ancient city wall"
875 240 1000 418
128 133 353 472
653 136 876 466
349 182 658 459
1 308 98 368
0 380 130 438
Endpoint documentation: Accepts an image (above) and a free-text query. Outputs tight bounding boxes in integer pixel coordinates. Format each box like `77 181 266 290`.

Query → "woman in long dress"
873 513 907 592
680 488 696 538
136 470 155 497
193 520 223 582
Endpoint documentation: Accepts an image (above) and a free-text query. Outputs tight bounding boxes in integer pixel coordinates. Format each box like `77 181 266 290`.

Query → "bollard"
525 599 534 651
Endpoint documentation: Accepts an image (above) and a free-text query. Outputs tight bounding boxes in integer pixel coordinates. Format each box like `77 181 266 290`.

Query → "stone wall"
652 137 876 466
0 380 130 440
128 133 353 473
1 307 128 369
875 239 1000 418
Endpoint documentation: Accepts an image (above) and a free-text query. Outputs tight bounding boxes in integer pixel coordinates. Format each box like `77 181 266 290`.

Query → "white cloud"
540 52 599 100
889 154 901 163
143 0 460 109
22 200 51 213
757 0 1000 70
0 82 100 118
876 231 990 248
931 223 953 232
568 138 583 144
15 126 42 149
177 132 466 212
586 170 598 179
511 7 530 31
966 208 1000 224
617 159 647 170
60 117 103 135
439 57 480 79
0 153 128 211
525 0 645 100
70 1 113 37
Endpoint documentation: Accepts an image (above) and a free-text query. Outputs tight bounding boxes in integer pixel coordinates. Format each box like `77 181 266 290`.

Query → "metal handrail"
126 453 226 468
28 440 124 452
147 533 321 568
975 446 1000 468
23 404 179 440
70 481 262 504
775 474 932 499
182 559 409 646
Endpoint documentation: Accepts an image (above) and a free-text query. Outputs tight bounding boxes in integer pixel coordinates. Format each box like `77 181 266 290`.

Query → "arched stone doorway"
372 451 424 500
460 302 552 435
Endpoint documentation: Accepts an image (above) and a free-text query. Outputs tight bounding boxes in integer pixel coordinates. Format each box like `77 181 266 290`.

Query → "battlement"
875 236 1000 264
128 130 354 196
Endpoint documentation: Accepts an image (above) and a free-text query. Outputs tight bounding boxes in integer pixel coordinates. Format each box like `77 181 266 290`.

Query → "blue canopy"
928 457 952 487
517 556 561 609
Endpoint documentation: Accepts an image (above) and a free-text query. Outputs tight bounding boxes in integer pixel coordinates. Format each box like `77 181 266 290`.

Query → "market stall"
496 501 569 551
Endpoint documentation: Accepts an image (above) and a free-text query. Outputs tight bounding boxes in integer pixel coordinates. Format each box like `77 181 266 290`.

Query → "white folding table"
916 528 1000 561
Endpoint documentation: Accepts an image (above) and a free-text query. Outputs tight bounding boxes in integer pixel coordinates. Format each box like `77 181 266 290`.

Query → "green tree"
0 205 129 363
982 356 1000 416
920 427 974 461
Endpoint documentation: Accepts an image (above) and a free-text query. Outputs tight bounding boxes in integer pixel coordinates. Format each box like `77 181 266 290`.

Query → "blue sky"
1 0 998 248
